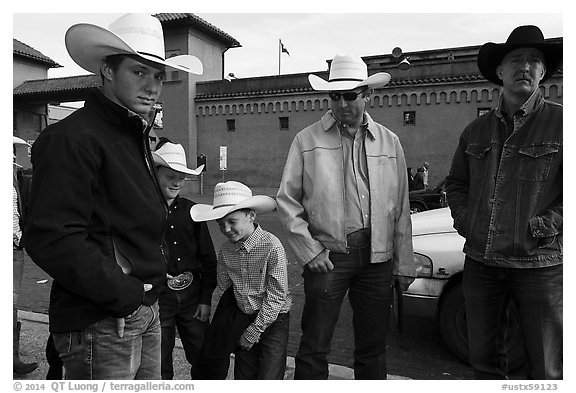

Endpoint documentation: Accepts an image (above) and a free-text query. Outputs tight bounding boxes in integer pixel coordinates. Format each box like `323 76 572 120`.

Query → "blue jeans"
159 282 208 379
295 247 394 380
234 312 290 380
52 301 161 379
463 257 563 379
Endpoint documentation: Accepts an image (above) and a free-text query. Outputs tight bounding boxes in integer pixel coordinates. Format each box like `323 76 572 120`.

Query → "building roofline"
13 38 61 68
155 13 241 48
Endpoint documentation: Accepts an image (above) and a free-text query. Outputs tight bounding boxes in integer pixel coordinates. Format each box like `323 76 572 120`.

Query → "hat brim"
478 42 563 86
190 196 277 222
152 152 204 175
13 136 30 146
65 23 203 75
308 72 391 91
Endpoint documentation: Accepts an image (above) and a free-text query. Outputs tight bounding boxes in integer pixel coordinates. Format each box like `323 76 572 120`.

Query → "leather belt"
346 228 371 250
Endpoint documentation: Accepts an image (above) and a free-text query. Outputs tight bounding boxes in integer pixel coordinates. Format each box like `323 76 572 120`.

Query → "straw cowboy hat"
190 181 277 222
65 13 203 75
152 142 204 175
478 25 562 86
308 53 391 91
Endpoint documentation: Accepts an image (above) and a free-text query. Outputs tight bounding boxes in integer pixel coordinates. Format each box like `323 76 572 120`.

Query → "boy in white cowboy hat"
151 142 218 380
277 53 415 379
24 14 202 380
446 25 562 379
190 181 292 380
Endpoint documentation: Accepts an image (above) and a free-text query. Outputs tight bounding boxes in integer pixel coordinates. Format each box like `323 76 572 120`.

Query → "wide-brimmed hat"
65 13 203 76
308 53 391 91
478 25 562 86
13 136 30 146
152 142 204 175
190 181 277 222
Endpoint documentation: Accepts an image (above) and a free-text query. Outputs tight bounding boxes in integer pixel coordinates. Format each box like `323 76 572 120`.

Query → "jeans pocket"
125 304 143 320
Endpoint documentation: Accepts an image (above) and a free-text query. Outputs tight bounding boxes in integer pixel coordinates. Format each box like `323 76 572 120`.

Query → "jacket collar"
496 88 543 119
321 110 375 140
87 89 148 131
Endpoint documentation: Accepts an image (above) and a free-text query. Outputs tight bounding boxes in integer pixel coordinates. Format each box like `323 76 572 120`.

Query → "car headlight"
414 252 433 278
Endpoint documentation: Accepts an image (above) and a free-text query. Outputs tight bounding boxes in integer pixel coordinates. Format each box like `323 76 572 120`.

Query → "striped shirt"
217 224 292 344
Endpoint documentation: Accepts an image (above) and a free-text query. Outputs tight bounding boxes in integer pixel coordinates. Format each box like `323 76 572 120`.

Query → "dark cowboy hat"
477 25 562 86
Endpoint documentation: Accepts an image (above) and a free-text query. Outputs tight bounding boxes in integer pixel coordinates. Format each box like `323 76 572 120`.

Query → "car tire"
437 281 526 371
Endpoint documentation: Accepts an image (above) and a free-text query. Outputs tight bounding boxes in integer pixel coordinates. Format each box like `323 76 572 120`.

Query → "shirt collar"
169 195 181 208
236 223 263 253
495 88 543 119
322 111 375 140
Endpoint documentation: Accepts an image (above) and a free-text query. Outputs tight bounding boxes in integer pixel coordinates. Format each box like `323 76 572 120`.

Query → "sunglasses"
149 136 157 142
328 91 365 101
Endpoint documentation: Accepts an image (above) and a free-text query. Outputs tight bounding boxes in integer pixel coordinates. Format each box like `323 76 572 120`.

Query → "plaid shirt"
217 224 292 344
13 185 21 247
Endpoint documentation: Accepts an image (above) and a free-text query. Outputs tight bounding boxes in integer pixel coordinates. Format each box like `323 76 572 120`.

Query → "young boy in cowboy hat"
190 181 292 380
151 142 217 380
277 53 415 380
446 25 562 379
24 14 202 379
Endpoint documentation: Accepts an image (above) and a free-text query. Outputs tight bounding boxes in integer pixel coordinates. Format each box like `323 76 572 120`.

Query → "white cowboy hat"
65 13 203 76
13 136 30 146
190 181 277 222
152 142 204 175
308 53 391 91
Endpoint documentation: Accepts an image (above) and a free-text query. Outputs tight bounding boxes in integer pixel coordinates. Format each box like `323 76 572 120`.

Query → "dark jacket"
24 90 168 333
446 90 562 268
162 196 217 305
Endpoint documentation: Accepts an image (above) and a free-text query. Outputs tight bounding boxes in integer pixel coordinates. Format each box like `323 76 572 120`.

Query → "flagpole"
278 39 281 75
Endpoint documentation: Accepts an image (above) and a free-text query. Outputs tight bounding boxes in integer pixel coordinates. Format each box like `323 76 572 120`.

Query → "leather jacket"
446 90 562 267
277 111 415 277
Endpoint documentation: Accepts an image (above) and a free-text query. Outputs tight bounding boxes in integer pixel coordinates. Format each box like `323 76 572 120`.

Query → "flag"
280 40 290 56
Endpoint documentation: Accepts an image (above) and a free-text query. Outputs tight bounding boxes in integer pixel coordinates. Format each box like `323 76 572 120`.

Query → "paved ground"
14 187 480 380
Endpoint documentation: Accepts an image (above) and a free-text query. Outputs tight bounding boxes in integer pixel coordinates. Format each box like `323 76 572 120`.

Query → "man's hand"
194 304 211 323
395 276 415 292
306 249 333 273
116 283 153 338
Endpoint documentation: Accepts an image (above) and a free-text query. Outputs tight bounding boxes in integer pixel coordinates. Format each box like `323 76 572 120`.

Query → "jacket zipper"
141 110 169 263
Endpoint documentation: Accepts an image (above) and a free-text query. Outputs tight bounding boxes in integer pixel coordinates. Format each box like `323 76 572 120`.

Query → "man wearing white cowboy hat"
25 14 202 380
190 181 292 379
150 142 218 380
446 25 562 379
277 53 415 379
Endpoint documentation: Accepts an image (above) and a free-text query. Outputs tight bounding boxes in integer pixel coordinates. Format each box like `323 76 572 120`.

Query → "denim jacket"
446 90 562 268
277 111 415 278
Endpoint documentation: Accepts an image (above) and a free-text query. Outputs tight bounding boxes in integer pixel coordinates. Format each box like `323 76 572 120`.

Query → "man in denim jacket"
277 54 415 379
446 25 562 379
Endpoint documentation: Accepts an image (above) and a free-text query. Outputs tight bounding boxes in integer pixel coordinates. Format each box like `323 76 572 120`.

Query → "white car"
404 208 525 369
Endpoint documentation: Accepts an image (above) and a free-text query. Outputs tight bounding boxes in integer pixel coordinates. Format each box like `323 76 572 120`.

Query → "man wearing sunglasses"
277 54 415 379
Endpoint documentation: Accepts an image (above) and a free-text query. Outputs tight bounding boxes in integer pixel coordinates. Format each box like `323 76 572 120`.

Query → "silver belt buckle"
167 271 194 290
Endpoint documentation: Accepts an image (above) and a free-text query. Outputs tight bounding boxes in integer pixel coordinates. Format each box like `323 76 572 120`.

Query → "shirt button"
177 257 181 261
170 225 174 229
173 241 177 245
